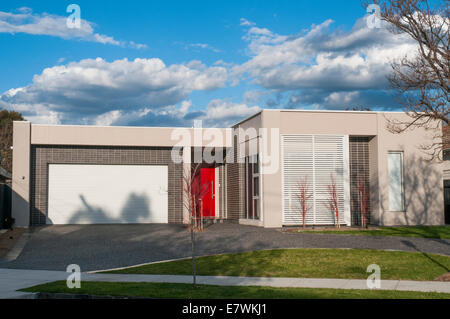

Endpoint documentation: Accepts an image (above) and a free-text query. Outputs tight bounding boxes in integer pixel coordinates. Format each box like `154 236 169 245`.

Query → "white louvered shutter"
282 135 349 226
282 135 314 225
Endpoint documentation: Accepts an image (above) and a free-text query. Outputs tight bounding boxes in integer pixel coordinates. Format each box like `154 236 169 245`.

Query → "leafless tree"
294 176 313 229
327 174 341 228
363 0 449 160
358 178 370 229
182 163 211 286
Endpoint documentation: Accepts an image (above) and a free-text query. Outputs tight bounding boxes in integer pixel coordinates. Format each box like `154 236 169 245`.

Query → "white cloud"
94 110 122 126
0 57 228 124
141 98 259 127
324 91 360 105
92 108 155 126
0 8 146 48
129 41 148 50
204 99 260 120
287 89 399 110
240 18 255 26
243 90 270 104
177 42 221 53
179 100 192 115
189 43 221 53
195 99 261 127
0 13 428 127
25 110 62 124
235 16 417 107
80 99 260 128
214 60 234 67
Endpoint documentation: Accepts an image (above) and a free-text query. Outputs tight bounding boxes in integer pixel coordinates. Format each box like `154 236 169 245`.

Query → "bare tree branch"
363 0 449 161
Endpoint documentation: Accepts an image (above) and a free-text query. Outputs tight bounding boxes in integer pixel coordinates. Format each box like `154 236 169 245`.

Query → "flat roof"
231 108 406 127
30 123 228 130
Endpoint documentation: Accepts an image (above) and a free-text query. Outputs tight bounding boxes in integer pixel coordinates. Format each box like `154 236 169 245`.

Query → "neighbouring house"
11 110 448 228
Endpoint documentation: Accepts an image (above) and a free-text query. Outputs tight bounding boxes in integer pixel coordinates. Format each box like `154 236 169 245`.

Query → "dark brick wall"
218 164 225 219
443 125 450 161
30 145 183 225
443 125 450 151
349 137 371 226
226 136 244 220
226 163 244 220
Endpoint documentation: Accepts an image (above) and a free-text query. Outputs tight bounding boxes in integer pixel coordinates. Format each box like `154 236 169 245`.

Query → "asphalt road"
1 223 449 271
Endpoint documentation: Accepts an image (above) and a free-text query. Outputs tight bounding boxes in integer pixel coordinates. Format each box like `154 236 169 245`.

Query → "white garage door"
47 164 168 224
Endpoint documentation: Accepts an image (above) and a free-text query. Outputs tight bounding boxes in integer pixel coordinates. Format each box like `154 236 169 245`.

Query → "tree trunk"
302 202 306 229
200 200 203 231
191 198 196 286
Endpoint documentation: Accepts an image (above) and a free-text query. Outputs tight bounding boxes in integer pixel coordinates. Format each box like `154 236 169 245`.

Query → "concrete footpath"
1 268 449 298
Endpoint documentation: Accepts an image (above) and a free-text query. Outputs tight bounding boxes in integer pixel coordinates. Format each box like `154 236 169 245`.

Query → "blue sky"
0 1 415 127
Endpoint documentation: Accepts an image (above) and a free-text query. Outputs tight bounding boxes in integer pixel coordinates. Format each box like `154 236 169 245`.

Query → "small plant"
294 176 312 229
358 178 369 229
327 174 340 228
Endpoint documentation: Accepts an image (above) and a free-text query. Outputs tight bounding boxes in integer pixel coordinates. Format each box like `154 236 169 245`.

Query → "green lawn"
20 281 450 299
104 249 450 281
295 226 450 239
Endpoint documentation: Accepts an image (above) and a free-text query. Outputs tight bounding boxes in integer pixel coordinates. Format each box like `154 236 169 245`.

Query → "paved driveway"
1 223 449 272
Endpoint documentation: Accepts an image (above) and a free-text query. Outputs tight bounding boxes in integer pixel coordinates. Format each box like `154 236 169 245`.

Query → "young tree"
364 0 449 160
294 176 312 229
358 178 370 229
327 174 341 228
182 163 211 286
0 110 24 172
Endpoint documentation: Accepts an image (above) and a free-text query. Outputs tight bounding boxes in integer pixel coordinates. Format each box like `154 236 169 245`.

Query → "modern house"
11 110 448 228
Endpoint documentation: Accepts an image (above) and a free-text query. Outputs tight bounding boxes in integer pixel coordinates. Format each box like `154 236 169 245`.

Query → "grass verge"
293 226 450 239
103 249 450 281
20 281 450 299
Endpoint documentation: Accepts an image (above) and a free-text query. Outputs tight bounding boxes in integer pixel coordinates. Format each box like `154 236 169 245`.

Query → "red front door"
200 168 215 218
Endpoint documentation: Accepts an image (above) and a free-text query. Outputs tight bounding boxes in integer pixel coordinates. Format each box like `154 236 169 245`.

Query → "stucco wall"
226 134 245 220
374 113 444 225
31 124 232 148
11 121 31 227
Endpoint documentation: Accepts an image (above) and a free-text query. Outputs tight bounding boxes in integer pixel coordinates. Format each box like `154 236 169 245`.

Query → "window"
245 154 260 220
388 152 404 211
